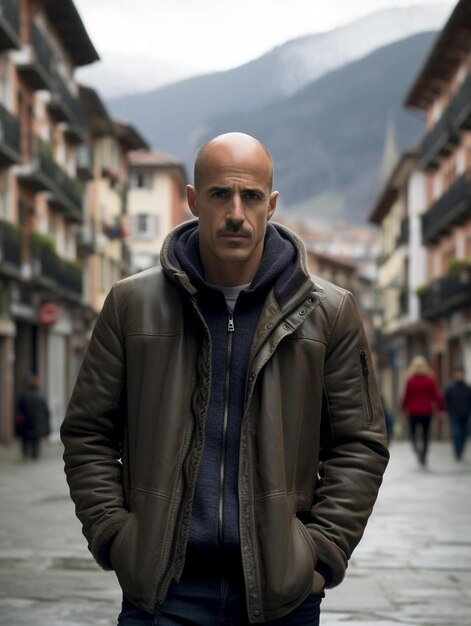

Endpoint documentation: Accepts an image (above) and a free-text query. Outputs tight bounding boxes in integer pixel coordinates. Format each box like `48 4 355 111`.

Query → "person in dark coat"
16 375 50 460
445 366 471 461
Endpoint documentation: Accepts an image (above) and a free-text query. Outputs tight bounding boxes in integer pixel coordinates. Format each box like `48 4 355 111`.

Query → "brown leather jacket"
61 221 389 622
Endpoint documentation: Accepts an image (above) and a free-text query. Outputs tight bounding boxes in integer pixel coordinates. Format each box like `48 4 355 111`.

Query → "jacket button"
299 308 307 316
282 323 290 330
308 297 315 303
254 609 260 617
266 322 273 329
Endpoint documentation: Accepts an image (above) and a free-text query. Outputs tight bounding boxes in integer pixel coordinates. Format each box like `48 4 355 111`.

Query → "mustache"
217 223 251 236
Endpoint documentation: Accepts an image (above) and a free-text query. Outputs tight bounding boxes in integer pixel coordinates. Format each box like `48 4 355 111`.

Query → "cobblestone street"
0 438 470 626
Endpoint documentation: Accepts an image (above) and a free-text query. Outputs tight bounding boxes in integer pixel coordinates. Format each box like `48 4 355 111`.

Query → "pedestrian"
381 395 395 444
16 374 50 460
445 365 471 461
61 132 389 626
401 355 445 466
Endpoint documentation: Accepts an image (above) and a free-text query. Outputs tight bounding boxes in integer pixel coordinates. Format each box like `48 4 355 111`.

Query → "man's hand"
312 570 326 594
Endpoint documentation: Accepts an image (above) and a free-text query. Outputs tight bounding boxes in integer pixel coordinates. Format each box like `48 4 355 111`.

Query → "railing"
0 102 20 163
419 73 471 169
419 109 457 170
422 171 471 244
32 242 83 297
0 0 20 47
419 271 471 319
448 74 471 130
50 71 86 130
0 218 21 267
34 138 83 214
31 22 54 82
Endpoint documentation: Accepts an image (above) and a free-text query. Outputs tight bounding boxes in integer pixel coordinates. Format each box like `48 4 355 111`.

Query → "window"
132 170 153 190
134 213 158 239
433 173 443 200
456 148 466 176
431 100 443 124
456 65 467 87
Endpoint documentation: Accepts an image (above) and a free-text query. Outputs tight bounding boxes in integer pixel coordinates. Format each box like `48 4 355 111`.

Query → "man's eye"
212 190 228 198
245 192 261 201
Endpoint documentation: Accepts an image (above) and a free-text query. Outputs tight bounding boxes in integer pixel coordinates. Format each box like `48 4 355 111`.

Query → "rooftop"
405 0 471 110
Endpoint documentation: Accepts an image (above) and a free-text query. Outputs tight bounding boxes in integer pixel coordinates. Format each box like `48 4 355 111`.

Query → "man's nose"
226 194 245 223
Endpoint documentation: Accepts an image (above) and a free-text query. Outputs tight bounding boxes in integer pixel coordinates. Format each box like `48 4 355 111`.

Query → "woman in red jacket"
401 356 445 466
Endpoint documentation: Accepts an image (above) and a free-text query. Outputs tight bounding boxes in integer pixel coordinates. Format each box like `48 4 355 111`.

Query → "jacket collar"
161 219 322 309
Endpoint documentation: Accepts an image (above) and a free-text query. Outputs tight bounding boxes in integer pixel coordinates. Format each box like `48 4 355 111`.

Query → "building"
0 0 100 442
404 0 471 386
79 87 148 311
369 150 430 415
0 1 151 445
127 149 189 273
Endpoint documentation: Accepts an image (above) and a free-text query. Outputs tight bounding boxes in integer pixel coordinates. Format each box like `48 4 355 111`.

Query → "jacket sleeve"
306 291 389 588
60 284 130 570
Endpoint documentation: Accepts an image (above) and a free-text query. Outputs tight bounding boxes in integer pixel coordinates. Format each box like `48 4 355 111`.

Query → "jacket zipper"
219 312 234 547
360 349 374 425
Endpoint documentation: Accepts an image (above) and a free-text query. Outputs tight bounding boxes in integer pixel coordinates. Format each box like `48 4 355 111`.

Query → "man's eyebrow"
206 185 266 196
207 185 230 193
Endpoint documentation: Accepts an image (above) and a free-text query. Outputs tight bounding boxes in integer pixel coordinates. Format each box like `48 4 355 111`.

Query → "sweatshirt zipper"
219 312 234 547
360 349 374 425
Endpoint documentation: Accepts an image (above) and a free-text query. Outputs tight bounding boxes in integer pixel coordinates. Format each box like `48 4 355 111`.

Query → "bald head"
194 132 274 191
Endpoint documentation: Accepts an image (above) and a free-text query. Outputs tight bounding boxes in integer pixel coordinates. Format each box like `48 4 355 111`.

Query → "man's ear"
186 185 198 217
267 191 279 221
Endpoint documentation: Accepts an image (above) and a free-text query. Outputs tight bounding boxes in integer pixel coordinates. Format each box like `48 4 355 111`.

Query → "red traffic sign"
37 301 60 326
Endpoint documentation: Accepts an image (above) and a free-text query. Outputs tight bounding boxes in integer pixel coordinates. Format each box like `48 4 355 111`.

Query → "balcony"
448 74 471 132
47 73 86 143
18 137 83 222
421 171 471 245
420 74 471 170
419 270 471 319
0 218 21 276
0 0 20 50
0 103 20 166
16 23 55 91
31 238 83 299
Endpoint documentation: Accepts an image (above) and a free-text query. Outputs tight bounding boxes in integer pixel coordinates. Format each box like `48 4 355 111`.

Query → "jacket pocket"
110 513 135 570
293 515 317 569
359 348 374 426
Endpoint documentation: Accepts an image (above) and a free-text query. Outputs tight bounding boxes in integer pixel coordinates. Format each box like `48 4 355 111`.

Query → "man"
17 374 51 460
445 366 471 461
61 132 389 625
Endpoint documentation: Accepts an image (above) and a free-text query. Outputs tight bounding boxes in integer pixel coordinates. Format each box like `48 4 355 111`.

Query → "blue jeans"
117 573 323 625
450 415 469 460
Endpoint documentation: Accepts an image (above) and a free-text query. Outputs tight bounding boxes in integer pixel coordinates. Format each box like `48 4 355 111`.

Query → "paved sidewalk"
0 438 470 626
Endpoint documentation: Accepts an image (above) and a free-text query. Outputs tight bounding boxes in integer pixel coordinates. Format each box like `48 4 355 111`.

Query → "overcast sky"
74 0 455 72
73 0 456 97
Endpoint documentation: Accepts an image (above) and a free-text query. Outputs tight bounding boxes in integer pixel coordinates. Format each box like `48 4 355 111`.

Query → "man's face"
186 138 278 285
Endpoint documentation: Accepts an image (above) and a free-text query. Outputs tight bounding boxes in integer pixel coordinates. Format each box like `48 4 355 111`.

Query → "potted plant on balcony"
447 257 471 282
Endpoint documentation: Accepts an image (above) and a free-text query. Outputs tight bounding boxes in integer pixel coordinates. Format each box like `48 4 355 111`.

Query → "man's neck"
200 256 262 287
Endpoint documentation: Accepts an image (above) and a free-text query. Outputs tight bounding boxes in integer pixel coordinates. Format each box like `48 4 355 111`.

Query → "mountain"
194 32 435 224
107 4 448 159
76 54 201 99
